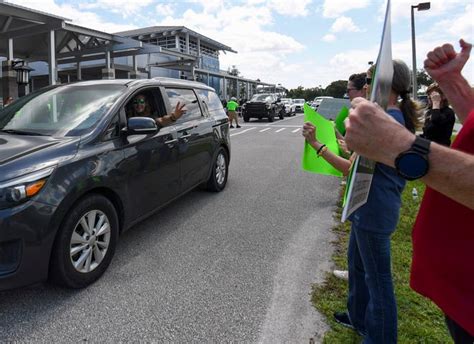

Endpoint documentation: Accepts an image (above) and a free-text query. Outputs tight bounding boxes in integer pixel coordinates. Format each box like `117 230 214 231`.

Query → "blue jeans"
347 224 397 344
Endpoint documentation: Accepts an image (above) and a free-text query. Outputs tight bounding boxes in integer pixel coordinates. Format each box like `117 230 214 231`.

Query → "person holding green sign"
304 60 423 343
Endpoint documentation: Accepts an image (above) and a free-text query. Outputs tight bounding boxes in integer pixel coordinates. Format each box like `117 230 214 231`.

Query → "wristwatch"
394 136 431 180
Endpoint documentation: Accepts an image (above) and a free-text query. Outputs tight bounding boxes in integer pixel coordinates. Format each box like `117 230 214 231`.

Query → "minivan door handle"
164 138 178 147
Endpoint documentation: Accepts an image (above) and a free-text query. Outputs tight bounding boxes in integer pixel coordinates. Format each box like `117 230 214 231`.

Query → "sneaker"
236 125 241 128
333 270 349 280
229 125 234 128
334 312 355 330
334 312 366 337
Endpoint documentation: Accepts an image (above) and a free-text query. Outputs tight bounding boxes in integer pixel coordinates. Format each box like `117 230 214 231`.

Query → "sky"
8 0 474 89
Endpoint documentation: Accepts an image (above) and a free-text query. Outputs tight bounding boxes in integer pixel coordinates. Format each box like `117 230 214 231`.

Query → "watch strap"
412 136 431 155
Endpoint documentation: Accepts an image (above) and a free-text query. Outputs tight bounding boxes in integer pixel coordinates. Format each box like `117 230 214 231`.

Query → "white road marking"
275 128 286 133
230 127 257 137
292 128 300 133
260 128 271 132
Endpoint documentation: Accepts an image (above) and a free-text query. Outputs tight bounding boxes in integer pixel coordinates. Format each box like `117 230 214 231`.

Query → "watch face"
398 152 429 179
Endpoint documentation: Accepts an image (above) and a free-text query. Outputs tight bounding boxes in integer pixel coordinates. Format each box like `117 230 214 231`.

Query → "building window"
156 36 176 49
179 36 186 53
201 45 218 58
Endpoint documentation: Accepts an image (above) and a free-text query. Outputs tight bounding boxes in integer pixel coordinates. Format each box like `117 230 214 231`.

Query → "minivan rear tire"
50 194 119 289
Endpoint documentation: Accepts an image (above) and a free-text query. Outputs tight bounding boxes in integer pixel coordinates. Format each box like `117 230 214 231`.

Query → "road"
0 114 341 343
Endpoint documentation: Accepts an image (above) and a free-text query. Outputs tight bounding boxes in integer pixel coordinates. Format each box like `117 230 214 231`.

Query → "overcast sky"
10 0 474 89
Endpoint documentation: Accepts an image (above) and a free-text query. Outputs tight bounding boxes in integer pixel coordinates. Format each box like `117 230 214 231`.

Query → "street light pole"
410 2 430 99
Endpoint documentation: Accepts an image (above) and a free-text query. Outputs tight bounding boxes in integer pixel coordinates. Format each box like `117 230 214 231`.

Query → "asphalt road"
0 113 340 343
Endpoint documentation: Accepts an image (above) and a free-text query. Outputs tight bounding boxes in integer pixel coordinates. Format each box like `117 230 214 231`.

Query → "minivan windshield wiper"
0 129 48 136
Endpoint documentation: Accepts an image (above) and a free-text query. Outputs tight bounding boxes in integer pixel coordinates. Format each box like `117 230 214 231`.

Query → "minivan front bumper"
0 201 58 291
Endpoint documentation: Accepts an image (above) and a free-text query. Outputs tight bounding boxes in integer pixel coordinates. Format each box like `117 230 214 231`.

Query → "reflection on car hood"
0 135 63 165
0 134 79 182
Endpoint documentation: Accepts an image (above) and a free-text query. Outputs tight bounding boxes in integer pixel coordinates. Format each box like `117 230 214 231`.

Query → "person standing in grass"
344 39 474 343
420 82 456 146
303 60 422 343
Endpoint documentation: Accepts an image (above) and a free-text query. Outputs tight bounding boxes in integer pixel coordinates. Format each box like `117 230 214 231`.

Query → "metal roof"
115 26 237 53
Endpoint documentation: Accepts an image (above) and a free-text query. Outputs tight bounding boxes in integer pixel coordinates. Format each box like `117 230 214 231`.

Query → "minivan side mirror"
126 117 158 135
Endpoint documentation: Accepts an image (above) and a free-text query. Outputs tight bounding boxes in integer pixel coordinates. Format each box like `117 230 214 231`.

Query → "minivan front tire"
50 194 119 288
206 147 229 192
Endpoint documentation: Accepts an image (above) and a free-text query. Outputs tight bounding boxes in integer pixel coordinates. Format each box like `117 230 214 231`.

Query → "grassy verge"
311 181 451 343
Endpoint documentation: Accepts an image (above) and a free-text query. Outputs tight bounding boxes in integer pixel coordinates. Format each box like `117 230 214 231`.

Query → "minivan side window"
195 89 226 117
165 88 202 122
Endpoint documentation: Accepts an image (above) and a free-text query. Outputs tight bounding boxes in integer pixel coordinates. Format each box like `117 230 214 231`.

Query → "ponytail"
392 60 423 133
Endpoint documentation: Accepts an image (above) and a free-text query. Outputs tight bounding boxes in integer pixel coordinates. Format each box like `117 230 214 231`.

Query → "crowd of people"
303 39 473 343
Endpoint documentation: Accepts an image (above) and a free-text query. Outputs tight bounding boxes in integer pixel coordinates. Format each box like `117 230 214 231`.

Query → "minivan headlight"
0 167 55 209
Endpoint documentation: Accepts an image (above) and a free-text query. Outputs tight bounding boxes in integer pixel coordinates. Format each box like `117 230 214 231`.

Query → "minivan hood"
0 134 79 182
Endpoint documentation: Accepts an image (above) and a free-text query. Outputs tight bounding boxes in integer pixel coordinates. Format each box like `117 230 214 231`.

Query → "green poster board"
301 104 343 177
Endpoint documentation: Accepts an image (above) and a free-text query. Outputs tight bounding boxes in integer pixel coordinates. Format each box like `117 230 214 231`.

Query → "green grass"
312 181 451 343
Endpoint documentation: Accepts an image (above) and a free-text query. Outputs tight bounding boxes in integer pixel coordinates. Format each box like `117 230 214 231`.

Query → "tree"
324 80 348 98
227 65 240 77
416 69 433 90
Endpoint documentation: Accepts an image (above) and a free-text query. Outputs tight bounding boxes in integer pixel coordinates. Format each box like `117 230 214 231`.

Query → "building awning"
116 26 237 54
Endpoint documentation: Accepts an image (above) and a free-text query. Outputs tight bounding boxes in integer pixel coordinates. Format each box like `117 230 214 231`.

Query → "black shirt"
421 106 455 146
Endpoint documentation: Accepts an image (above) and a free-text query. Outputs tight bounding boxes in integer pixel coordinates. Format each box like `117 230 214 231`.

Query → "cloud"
156 4 175 17
381 0 468 22
322 34 336 42
267 0 312 17
78 0 154 18
322 0 370 18
330 16 361 33
8 0 138 33
190 0 225 13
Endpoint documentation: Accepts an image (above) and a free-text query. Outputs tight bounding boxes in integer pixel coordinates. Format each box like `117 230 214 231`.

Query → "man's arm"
344 99 474 209
424 39 474 124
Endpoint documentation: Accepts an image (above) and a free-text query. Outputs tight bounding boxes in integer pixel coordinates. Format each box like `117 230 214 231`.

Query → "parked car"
316 97 351 120
312 96 334 111
289 98 306 114
0 78 230 290
241 93 285 122
280 98 295 116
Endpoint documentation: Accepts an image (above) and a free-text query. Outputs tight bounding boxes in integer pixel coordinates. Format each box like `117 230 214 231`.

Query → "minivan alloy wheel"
216 152 226 186
70 210 111 273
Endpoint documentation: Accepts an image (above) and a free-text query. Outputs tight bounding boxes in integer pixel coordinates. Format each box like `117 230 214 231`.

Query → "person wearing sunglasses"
303 60 423 343
345 39 474 343
129 94 186 127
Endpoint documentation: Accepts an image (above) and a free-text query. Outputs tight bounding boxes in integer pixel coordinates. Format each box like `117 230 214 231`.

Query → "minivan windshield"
0 84 125 137
251 94 273 102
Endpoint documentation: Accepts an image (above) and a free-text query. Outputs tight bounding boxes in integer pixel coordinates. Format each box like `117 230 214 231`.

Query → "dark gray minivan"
0 78 230 290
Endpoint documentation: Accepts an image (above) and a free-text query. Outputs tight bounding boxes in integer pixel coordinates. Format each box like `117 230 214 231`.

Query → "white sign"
341 0 393 222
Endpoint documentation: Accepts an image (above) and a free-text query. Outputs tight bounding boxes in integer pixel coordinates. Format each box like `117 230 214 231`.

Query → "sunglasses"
133 99 146 105
346 88 358 93
366 77 372 85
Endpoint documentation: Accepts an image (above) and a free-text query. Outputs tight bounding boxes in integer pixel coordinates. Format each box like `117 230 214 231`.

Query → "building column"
48 30 57 85
129 56 141 79
223 77 227 100
76 62 82 81
175 35 180 51
197 38 201 68
101 50 115 79
2 60 17 101
236 79 240 99
185 32 190 54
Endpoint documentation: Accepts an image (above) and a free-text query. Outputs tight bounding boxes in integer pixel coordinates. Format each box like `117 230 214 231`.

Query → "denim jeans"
347 224 397 344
